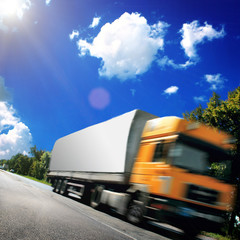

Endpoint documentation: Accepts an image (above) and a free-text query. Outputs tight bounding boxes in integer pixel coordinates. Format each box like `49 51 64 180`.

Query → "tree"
29 161 45 180
30 145 44 162
183 87 240 235
8 153 23 173
17 155 32 175
6 146 51 181
40 151 51 170
8 154 32 175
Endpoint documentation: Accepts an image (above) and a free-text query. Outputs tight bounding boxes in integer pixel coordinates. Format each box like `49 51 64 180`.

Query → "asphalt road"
0 171 214 240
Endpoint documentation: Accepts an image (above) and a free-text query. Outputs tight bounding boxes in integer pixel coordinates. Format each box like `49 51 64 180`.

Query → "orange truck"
48 110 235 237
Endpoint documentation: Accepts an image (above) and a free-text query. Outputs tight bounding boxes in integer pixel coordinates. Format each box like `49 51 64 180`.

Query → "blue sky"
0 0 239 159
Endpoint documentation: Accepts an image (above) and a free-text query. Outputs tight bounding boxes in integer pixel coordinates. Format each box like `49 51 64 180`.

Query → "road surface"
0 171 213 240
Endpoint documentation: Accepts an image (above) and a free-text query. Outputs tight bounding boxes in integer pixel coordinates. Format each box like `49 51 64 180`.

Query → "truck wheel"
126 200 144 225
80 184 91 205
60 180 68 196
90 185 104 209
53 179 58 192
55 179 62 193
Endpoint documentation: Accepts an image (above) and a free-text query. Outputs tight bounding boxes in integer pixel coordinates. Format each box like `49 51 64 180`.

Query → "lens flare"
88 87 110 110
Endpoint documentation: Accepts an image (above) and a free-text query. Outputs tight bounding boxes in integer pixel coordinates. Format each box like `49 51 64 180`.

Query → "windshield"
169 141 232 181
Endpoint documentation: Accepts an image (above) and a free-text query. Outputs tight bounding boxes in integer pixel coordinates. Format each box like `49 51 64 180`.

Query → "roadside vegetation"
15 174 52 186
0 146 51 183
184 86 240 239
0 86 240 239
201 232 235 240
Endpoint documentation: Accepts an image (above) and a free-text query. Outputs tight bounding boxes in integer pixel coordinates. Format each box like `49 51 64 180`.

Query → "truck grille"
186 184 219 205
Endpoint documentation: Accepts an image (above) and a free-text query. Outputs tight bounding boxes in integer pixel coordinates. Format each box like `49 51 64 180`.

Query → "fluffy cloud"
0 78 32 159
0 102 32 159
204 74 226 90
158 21 225 69
180 21 225 61
69 30 79 40
89 17 101 29
77 12 169 80
72 14 226 77
164 86 179 95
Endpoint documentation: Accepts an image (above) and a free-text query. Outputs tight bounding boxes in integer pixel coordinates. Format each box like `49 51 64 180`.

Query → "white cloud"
69 30 79 40
194 96 207 103
0 77 32 159
157 55 195 69
164 86 179 95
77 12 169 80
180 21 225 60
0 102 32 159
204 74 226 90
46 0 51 5
89 17 101 29
0 77 11 101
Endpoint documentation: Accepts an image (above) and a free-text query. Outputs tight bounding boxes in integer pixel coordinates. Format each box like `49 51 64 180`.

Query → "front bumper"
147 197 227 232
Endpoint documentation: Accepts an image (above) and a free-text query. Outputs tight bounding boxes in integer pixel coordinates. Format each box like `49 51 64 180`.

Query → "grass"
15 173 51 186
202 231 236 240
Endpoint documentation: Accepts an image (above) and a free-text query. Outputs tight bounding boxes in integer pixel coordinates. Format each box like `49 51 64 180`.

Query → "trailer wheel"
126 200 144 225
53 179 58 192
60 180 68 196
90 185 104 209
55 179 62 193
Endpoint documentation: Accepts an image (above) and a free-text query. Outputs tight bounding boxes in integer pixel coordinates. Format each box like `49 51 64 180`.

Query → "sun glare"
0 0 19 16
0 0 30 19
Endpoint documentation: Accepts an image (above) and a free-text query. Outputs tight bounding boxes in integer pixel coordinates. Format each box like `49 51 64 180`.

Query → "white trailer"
48 110 157 206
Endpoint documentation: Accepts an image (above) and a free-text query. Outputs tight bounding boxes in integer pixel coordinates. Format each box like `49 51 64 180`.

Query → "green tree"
28 149 51 180
183 87 240 235
8 153 23 172
8 154 32 175
6 146 50 181
30 161 45 180
40 151 51 169
28 160 37 177
30 145 44 162
17 155 32 175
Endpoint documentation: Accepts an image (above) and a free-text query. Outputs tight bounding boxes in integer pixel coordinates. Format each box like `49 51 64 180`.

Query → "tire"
55 179 62 193
90 185 104 209
53 179 58 192
80 184 92 205
60 180 68 196
126 200 144 225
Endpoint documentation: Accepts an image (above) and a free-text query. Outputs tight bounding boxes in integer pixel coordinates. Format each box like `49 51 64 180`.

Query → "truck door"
150 141 173 196
131 140 174 196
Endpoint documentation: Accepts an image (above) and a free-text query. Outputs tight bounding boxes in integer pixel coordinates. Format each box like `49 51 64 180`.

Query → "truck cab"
129 117 235 237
